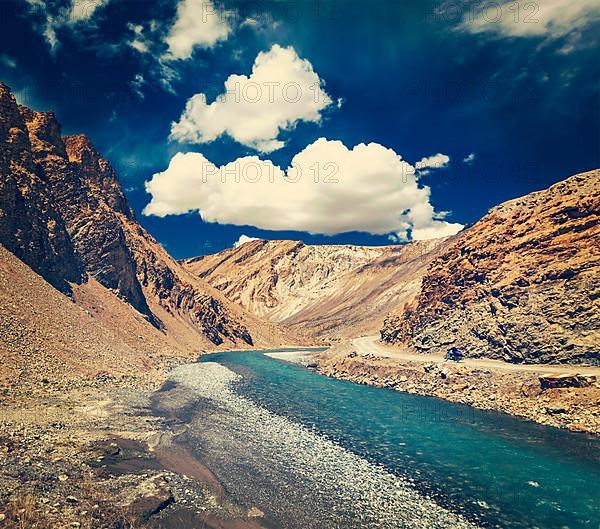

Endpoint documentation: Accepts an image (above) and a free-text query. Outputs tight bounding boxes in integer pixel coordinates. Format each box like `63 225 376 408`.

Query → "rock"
577 374 597 386
520 381 543 397
106 442 120 456
125 474 175 521
423 363 436 373
247 506 265 517
539 374 595 390
545 405 568 415
453 383 469 391
381 169 600 366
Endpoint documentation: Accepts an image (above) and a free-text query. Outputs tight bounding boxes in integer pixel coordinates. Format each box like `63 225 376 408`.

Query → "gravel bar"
157 362 481 529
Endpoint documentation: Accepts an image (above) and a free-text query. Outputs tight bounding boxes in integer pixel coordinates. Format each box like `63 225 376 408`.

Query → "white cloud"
164 0 232 60
69 0 109 22
463 152 476 165
461 0 600 41
130 39 149 53
143 138 463 242
130 73 146 100
240 12 280 32
169 45 334 152
415 153 450 172
125 2 250 91
24 0 110 51
127 23 149 53
233 234 262 248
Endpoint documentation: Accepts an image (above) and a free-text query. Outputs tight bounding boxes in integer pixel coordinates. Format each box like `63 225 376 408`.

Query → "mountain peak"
20 107 67 159
0 81 12 99
64 133 99 163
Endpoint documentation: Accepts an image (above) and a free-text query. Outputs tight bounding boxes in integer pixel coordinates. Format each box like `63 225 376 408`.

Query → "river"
153 349 600 529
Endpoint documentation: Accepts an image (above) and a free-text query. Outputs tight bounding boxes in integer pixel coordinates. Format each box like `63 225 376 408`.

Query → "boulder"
125 474 174 521
539 373 597 390
545 405 568 415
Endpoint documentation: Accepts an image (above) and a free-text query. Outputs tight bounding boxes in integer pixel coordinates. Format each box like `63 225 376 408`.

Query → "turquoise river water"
196 350 600 529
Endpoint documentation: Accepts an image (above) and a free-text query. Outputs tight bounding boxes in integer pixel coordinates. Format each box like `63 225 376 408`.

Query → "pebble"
164 363 481 529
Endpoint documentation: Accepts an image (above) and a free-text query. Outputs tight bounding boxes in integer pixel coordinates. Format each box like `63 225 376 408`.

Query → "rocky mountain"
381 169 600 365
4 80 595 365
183 238 451 340
187 169 599 365
0 82 290 350
0 82 82 293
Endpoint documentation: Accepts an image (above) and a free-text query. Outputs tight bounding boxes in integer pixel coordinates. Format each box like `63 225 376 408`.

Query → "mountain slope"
0 82 82 293
381 169 600 365
183 238 451 339
0 82 291 350
0 244 170 387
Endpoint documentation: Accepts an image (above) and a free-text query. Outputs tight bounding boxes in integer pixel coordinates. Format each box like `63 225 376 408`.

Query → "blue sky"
1 0 598 257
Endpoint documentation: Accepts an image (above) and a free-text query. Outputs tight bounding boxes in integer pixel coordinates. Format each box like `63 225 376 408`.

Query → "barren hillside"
183 238 451 340
0 81 295 367
381 169 600 365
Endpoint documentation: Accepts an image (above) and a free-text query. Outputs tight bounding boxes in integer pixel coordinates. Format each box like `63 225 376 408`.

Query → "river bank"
0 358 273 529
152 361 480 529
314 342 600 435
4 346 599 528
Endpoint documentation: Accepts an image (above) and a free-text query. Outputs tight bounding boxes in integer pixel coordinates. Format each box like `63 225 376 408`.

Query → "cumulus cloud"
164 0 232 60
143 138 463 241
461 0 600 42
24 0 110 51
415 153 450 175
233 234 262 248
170 45 334 152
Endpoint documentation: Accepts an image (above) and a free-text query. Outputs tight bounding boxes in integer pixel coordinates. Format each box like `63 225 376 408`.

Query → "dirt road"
351 335 600 375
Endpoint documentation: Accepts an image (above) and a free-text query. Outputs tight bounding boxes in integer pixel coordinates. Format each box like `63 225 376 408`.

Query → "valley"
0 81 598 528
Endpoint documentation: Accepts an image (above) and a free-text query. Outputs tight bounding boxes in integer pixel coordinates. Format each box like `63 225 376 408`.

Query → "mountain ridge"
0 82 293 353
381 169 600 364
186 170 599 365
183 237 453 340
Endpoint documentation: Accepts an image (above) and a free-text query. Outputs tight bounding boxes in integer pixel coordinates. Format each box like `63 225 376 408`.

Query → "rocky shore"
0 361 274 529
154 362 481 529
315 344 600 435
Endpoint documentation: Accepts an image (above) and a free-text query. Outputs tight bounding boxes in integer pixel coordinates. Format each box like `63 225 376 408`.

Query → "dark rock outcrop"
0 82 81 292
18 107 153 321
